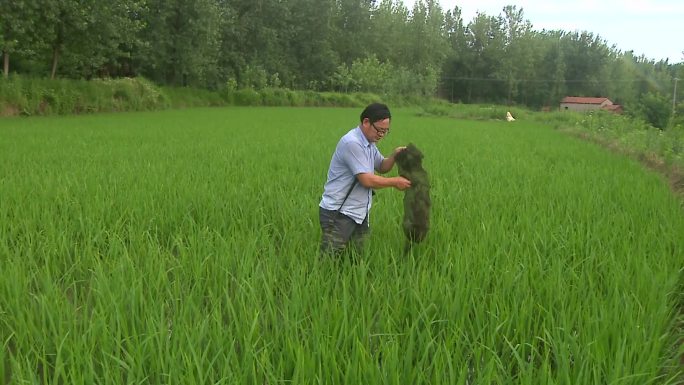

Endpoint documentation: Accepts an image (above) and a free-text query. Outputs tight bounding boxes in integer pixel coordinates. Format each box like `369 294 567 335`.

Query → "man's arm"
377 156 395 174
356 172 411 190
377 146 406 174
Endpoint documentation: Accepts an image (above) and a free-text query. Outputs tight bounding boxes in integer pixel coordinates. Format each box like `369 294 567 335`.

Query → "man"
319 102 411 257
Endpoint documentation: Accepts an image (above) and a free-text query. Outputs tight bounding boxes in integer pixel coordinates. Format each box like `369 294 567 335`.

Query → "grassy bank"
0 76 170 116
0 75 430 117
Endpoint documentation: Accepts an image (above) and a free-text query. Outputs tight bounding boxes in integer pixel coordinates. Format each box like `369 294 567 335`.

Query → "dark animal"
394 143 431 254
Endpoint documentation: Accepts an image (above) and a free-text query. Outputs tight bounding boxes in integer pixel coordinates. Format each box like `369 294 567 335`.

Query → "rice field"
1 106 683 384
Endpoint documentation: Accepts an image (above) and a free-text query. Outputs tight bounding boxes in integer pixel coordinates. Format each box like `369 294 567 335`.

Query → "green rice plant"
0 107 683 384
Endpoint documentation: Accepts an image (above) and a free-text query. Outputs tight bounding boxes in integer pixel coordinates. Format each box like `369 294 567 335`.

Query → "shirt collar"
354 125 371 147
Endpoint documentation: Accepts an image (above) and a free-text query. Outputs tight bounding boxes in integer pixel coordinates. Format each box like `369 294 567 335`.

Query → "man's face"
365 118 390 142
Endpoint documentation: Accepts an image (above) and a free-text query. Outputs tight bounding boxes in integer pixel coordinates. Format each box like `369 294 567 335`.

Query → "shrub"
261 88 290 106
233 89 262 106
632 92 671 129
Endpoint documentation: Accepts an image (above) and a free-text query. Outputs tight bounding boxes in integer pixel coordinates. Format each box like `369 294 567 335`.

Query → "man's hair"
360 102 391 123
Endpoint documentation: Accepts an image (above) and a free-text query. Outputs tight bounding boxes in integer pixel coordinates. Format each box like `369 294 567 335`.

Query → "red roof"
602 104 623 112
561 97 611 105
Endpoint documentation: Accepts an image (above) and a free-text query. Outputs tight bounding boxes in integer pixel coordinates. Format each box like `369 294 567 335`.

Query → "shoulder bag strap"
337 178 358 212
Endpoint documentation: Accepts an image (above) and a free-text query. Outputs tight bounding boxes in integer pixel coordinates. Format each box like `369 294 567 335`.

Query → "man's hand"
391 146 407 159
393 176 411 191
378 146 407 174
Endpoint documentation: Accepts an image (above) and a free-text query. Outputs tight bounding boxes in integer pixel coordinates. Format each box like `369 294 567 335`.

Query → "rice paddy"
1 107 683 384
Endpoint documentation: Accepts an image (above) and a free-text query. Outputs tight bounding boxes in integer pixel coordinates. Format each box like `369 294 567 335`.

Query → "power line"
440 76 663 84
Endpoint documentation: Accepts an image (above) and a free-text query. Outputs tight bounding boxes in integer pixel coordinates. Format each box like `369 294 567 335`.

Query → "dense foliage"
1 0 683 126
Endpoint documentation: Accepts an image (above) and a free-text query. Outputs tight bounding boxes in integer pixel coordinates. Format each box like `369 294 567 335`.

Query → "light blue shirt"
320 126 385 224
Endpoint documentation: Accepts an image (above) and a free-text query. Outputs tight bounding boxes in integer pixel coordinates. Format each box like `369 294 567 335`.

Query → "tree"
562 31 613 97
368 0 410 68
551 33 568 105
287 0 338 89
36 0 146 79
38 0 91 79
441 5 470 102
87 0 146 78
464 13 506 103
216 0 294 88
332 0 375 65
404 0 448 72
0 0 678 111
636 92 671 129
497 5 533 105
0 1 37 77
137 0 221 87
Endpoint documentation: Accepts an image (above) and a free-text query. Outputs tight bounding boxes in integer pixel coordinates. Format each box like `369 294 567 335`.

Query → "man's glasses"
371 122 390 136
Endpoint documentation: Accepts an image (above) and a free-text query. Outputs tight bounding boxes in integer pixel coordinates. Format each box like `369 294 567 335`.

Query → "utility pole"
674 77 679 116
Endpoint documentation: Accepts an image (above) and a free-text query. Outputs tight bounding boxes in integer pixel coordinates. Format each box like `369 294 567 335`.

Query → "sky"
401 0 684 64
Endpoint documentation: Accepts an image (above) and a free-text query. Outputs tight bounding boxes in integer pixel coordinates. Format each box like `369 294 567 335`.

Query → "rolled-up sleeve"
342 141 373 175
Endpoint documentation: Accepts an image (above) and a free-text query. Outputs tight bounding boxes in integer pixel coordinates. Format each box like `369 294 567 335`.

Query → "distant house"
560 97 622 113
601 104 624 114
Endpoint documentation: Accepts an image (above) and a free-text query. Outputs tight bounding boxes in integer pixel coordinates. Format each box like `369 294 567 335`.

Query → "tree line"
1 0 682 113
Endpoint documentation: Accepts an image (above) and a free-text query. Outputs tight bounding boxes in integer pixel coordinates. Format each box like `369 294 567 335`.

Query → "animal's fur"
394 143 431 254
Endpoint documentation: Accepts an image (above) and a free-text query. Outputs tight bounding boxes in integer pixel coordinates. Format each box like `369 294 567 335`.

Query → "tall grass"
1 108 683 384
537 109 684 167
0 76 170 116
0 75 441 118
